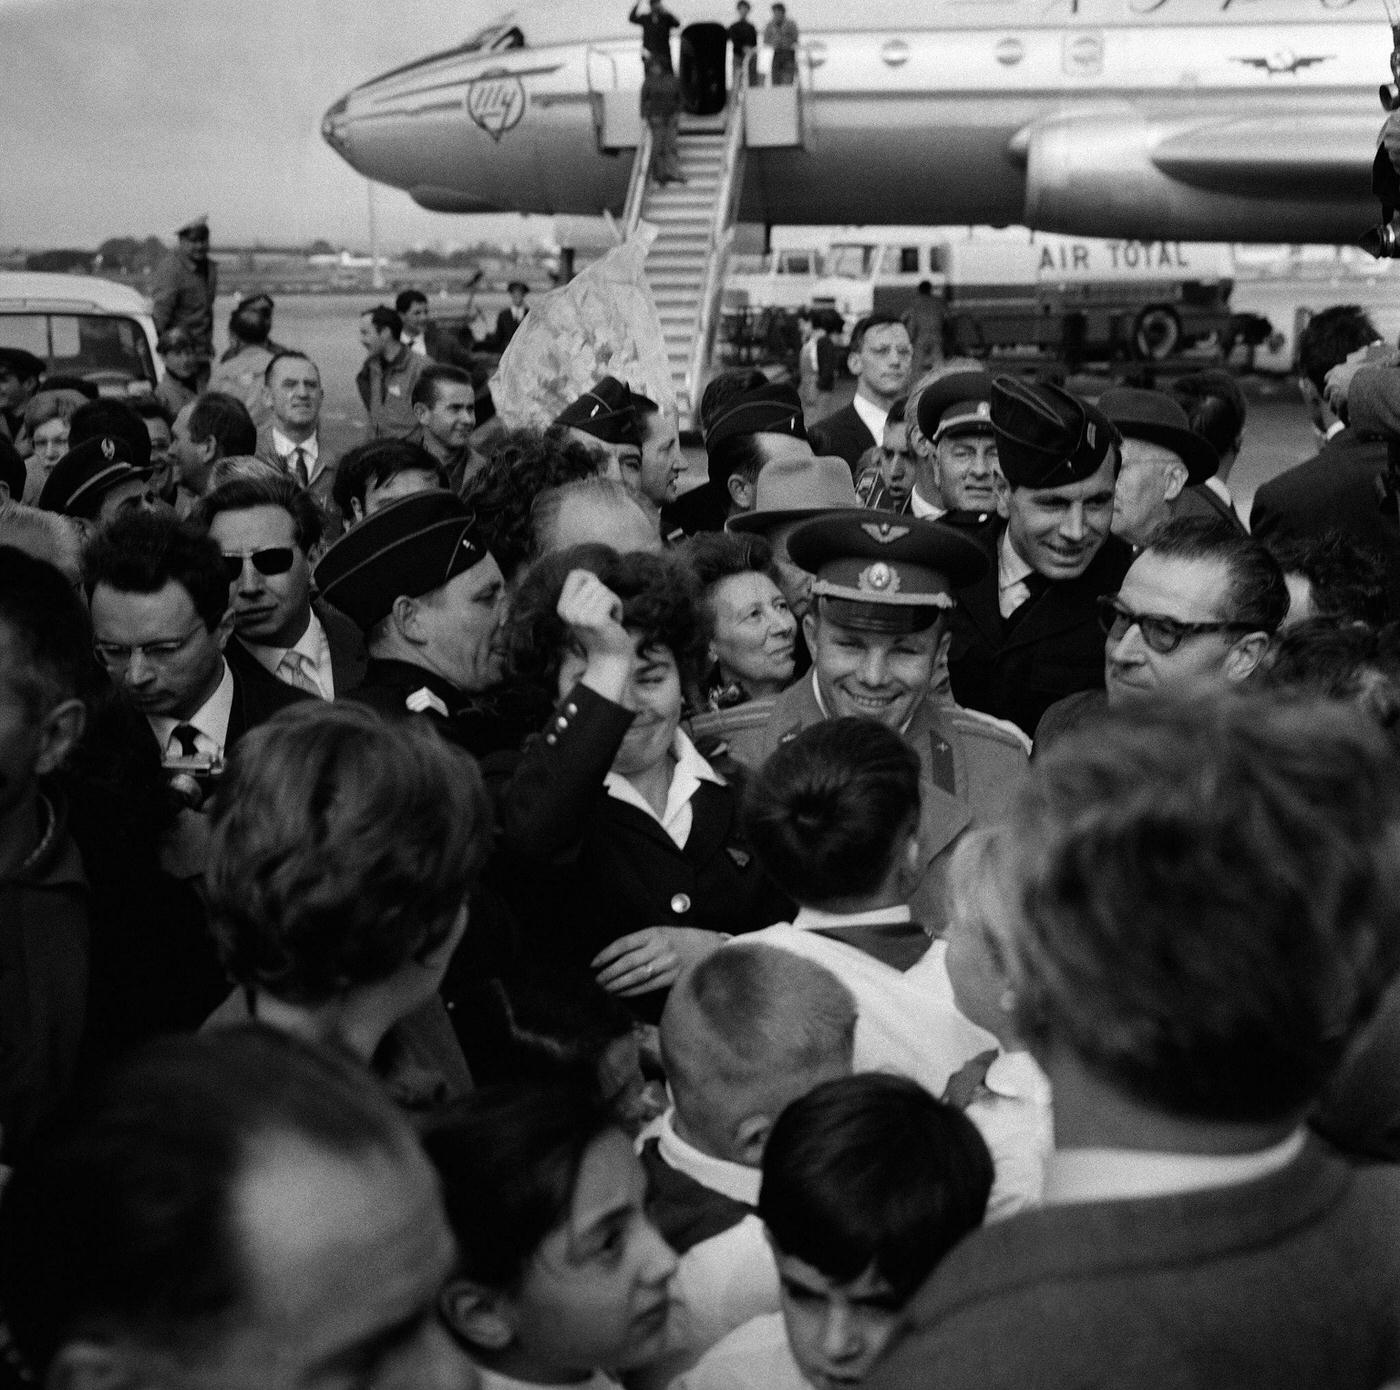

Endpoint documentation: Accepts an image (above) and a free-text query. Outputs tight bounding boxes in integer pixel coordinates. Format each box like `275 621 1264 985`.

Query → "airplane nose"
321 95 349 153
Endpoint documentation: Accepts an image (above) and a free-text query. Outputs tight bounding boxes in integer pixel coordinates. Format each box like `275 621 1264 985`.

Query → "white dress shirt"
605 729 724 849
148 658 235 759
1044 1128 1306 1207
270 427 321 484
851 391 889 447
401 330 429 358
239 609 334 700
910 484 945 519
997 527 1036 618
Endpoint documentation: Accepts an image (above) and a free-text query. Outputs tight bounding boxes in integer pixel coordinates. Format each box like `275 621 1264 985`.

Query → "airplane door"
680 22 727 116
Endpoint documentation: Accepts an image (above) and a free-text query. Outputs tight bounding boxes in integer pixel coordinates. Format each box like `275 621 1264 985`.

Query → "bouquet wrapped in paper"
490 224 677 427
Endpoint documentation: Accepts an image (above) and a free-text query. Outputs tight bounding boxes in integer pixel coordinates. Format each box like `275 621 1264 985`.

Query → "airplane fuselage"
322 0 1391 242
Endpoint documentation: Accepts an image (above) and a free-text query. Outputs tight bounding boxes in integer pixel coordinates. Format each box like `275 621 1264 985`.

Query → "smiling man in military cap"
946 376 1133 738
314 491 511 754
728 508 1029 929
912 369 1000 525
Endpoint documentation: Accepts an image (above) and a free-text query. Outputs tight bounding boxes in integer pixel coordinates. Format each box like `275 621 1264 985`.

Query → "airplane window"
900 247 920 273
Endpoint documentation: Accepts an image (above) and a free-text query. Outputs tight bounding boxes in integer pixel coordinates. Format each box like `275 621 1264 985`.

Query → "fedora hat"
726 453 859 534
1096 386 1219 486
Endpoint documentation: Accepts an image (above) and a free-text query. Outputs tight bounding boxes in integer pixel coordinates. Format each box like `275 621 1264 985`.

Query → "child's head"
743 719 922 910
660 944 856 1166
424 1081 677 1382
943 826 1020 1044
759 1073 993 1389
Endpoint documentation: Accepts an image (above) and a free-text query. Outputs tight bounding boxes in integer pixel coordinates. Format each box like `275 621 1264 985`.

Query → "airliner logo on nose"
467 70 526 141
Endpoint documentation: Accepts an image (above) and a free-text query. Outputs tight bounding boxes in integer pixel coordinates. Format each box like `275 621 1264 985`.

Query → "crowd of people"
2 252 1400 1390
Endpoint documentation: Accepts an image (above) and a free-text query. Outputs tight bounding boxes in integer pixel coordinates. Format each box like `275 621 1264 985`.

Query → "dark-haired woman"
495 545 791 1019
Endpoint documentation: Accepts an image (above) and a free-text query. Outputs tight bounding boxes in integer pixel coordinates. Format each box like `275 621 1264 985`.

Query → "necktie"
169 723 203 758
942 1048 1000 1111
278 650 323 697
288 447 308 488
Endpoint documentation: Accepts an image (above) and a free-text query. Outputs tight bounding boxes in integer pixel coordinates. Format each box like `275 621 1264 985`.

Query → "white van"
0 272 160 396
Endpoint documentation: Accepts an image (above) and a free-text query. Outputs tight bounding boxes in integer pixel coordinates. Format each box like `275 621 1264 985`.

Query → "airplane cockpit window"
462 21 526 52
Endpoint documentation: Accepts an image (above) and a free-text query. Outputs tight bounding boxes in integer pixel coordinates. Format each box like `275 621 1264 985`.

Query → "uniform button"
555 716 568 730
670 893 691 914
545 733 557 745
565 702 579 716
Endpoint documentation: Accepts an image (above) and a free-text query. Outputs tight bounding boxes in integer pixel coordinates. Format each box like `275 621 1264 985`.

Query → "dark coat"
223 657 313 746
869 1143 1400 1390
223 601 367 699
491 684 791 1019
495 306 527 351
947 523 1133 738
1248 429 1400 618
809 402 877 475
1174 482 1247 534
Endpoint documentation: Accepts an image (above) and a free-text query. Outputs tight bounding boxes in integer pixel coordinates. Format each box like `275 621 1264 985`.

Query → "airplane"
321 0 1393 246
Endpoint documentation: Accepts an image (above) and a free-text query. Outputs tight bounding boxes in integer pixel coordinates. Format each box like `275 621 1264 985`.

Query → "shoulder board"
405 687 450 718
947 706 1033 756
687 703 774 740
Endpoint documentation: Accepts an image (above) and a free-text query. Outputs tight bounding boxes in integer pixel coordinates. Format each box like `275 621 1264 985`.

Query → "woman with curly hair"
202 701 492 1108
496 544 791 1019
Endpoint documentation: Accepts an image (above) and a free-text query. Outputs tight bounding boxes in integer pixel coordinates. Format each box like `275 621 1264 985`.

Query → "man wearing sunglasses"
86 510 309 771
195 472 367 701
946 377 1133 739
1035 518 1289 747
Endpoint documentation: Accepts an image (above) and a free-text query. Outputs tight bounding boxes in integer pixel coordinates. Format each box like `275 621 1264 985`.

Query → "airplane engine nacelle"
1018 104 1377 243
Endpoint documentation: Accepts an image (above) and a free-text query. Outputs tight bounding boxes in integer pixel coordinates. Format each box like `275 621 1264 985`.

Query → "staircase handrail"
684 65 750 421
621 113 654 236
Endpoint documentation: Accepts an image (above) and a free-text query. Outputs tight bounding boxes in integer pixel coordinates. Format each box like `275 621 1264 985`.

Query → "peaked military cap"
702 380 807 452
312 492 493 633
789 508 988 633
38 435 149 520
916 370 995 442
0 348 45 381
176 215 210 240
554 376 641 448
991 376 1120 490
1096 386 1219 486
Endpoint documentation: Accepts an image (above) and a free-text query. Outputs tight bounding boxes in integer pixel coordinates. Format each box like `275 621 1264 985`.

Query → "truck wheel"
1132 306 1181 361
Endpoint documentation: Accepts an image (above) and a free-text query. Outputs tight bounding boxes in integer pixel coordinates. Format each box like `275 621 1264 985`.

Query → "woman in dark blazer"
493 545 791 1020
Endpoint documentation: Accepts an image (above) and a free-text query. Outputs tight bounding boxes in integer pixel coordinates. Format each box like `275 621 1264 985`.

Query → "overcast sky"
1 0 546 250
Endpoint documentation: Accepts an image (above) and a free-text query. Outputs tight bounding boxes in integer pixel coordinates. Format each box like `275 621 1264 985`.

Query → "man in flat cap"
37 435 156 532
665 369 817 537
152 217 218 389
1099 386 1220 550
553 375 646 487
728 509 1029 929
946 377 1132 738
910 370 1000 526
0 347 45 455
315 492 511 753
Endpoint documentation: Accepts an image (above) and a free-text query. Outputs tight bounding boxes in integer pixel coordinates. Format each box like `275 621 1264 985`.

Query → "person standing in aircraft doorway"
630 0 680 72
765 2 799 85
642 53 686 185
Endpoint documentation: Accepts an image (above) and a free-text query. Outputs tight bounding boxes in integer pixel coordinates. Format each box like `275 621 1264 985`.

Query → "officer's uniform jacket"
723 672 1028 930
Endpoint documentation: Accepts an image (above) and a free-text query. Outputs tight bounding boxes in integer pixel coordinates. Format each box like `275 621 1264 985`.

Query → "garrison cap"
554 376 642 448
0 348 45 382
1096 386 1219 486
991 376 1120 490
789 509 988 634
917 370 995 442
38 435 150 520
702 379 807 452
312 492 492 632
176 215 209 240
236 292 275 315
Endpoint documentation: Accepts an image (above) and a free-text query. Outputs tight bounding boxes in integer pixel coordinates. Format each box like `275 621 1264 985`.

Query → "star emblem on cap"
858 561 900 593
100 437 115 460
860 523 910 545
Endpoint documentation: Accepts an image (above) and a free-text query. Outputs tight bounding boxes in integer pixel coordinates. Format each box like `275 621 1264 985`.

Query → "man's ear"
412 400 430 428
391 593 424 645
992 472 1012 520
846 346 862 378
439 1277 516 1353
1225 630 1271 684
1162 461 1188 504
733 1112 773 1168
726 473 755 511
35 697 87 779
47 1340 141 1390
801 610 819 654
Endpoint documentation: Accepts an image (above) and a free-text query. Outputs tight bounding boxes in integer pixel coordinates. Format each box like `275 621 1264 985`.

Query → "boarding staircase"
622 70 749 426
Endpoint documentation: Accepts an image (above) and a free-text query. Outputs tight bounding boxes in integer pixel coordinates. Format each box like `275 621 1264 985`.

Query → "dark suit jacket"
223 601 368 700
1174 482 1246 534
495 306 527 351
491 683 791 1020
809 402 877 475
254 426 344 540
223 658 313 746
947 524 1133 738
870 1143 1400 1390
1248 429 1400 618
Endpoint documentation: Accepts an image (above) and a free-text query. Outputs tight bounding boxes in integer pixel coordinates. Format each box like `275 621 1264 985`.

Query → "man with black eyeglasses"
194 472 366 700
1035 517 1289 748
86 510 308 772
